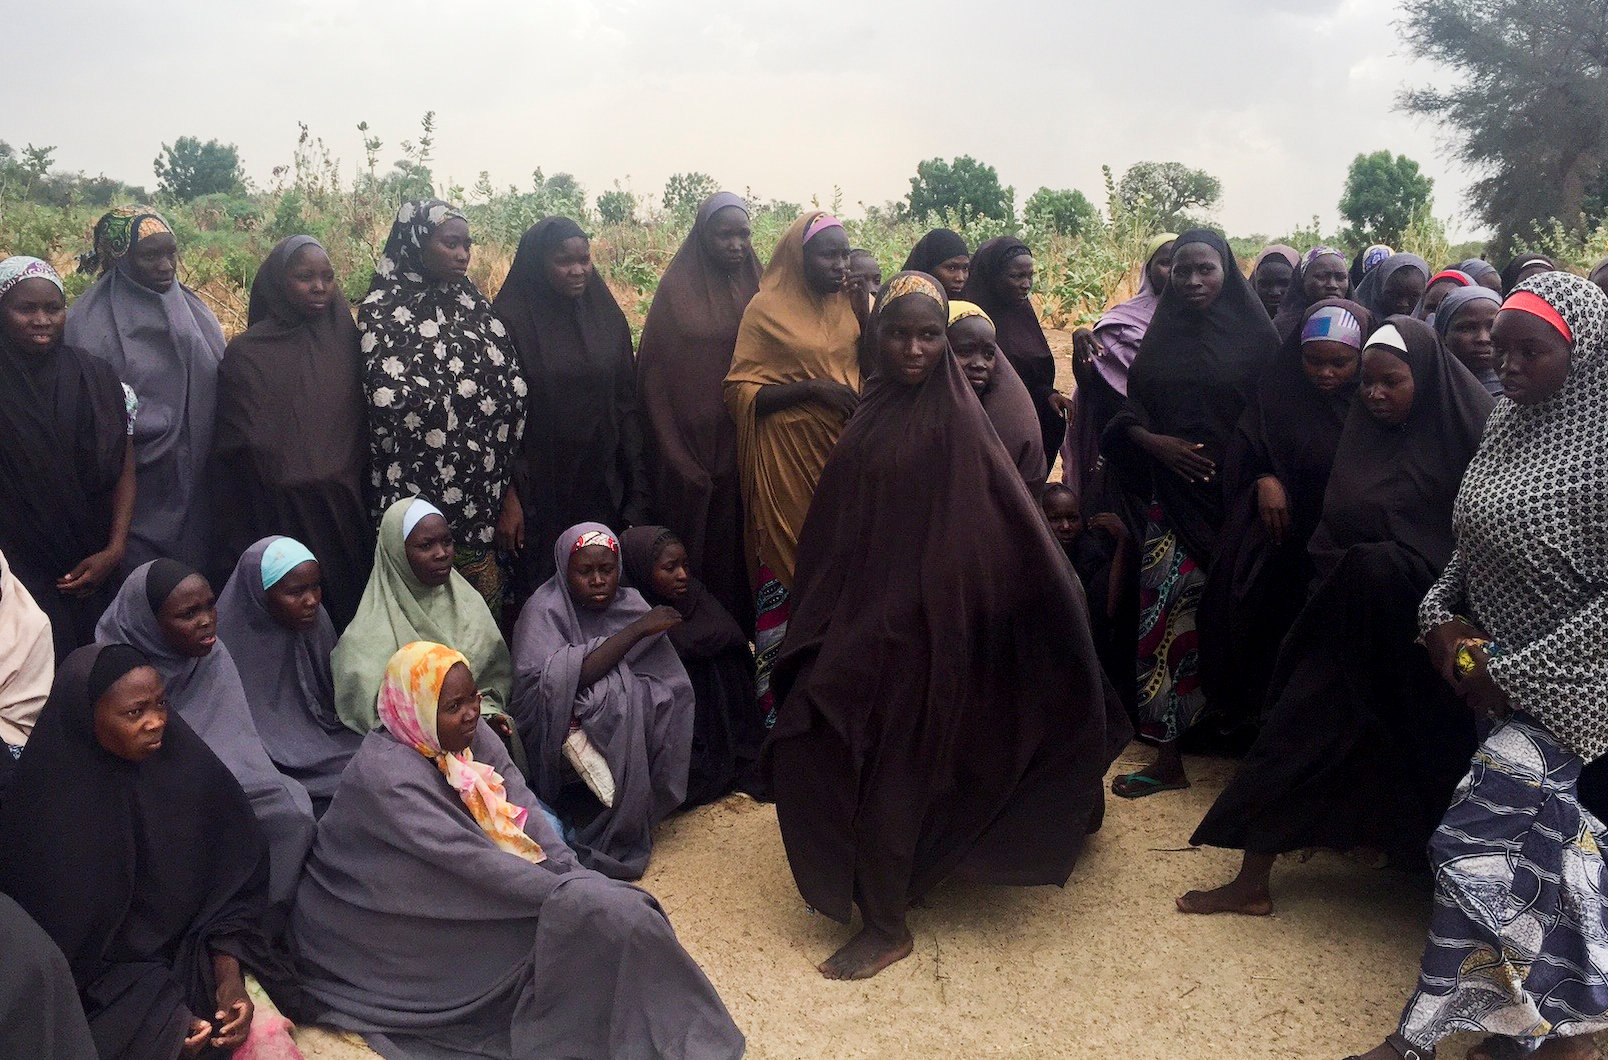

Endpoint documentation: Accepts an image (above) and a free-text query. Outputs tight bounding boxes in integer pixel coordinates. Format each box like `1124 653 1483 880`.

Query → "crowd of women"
0 190 1604 1059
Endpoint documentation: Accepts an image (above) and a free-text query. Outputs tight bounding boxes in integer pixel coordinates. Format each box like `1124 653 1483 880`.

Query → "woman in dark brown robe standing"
214 236 372 630
765 272 1123 982
636 192 763 634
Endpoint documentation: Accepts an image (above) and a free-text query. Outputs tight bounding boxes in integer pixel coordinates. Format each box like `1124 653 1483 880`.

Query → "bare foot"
1175 878 1272 916
819 926 914 980
1533 1037 1597 1060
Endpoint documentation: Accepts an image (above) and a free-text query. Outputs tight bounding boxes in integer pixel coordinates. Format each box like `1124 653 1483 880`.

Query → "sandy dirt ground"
279 332 1604 1059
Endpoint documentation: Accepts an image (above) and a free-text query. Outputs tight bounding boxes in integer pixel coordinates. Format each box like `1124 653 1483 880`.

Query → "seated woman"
0 643 270 1060
66 207 224 574
1180 316 1493 917
767 273 1121 980
216 536 364 817
293 641 742 1059
1041 484 1132 710
0 256 134 658
0 892 96 1059
97 559 316 908
1197 299 1372 737
331 498 515 743
510 524 694 880
0 549 53 781
947 300 1047 495
621 525 761 805
214 235 372 629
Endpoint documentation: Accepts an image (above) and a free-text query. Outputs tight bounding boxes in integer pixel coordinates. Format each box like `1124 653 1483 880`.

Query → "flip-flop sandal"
1111 771 1189 799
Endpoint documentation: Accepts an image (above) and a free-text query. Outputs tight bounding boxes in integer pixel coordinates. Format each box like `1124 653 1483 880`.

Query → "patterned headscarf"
80 205 173 275
0 256 63 301
1362 244 1393 273
378 641 547 864
881 271 945 308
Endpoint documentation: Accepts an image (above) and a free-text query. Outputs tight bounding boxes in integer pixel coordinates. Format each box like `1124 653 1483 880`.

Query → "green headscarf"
331 497 513 733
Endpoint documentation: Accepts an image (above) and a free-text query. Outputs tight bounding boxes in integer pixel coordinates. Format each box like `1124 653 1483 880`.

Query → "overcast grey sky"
14 0 1476 237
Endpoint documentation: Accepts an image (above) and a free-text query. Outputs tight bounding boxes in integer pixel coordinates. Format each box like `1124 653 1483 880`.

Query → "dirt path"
284 748 1589 1060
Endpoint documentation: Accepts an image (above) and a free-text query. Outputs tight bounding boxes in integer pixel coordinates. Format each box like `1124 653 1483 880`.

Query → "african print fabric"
755 564 790 729
1136 502 1204 742
1398 715 1608 1050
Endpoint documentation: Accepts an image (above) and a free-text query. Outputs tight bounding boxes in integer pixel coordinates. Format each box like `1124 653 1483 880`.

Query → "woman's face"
264 560 323 632
1421 278 1459 318
1514 262 1553 289
1146 242 1176 296
949 316 998 396
1443 300 1497 377
157 574 218 658
648 541 691 603
802 228 850 295
128 232 179 292
932 255 970 298
702 207 753 272
283 243 336 317
1493 308 1572 406
995 253 1035 306
1302 255 1349 302
880 295 949 386
1169 242 1224 310
405 514 455 587
1041 490 1082 547
1300 338 1360 394
421 217 472 284
544 235 592 299
1381 268 1427 318
93 665 168 763
1360 347 1416 425
1253 260 1292 317
567 544 620 612
435 662 480 755
0 277 66 354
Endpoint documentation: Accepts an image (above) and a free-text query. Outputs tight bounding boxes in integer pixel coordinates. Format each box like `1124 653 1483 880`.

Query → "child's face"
1041 492 1082 546
649 541 691 602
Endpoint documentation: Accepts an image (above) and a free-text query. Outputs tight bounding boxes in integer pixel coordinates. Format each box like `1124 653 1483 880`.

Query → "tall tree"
1116 161 1221 230
1338 150 1434 246
1025 186 1100 237
1399 0 1608 252
906 156 1016 226
153 136 246 200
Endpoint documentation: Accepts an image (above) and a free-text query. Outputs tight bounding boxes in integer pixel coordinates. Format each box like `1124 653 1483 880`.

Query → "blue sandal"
1111 771 1189 799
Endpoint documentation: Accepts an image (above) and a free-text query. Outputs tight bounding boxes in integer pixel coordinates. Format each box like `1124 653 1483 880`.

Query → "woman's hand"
809 379 860 419
1256 476 1291 544
1072 328 1099 368
1455 645 1512 720
180 1017 213 1058
57 546 124 598
1048 391 1075 417
1138 430 1215 483
1088 513 1128 541
635 605 684 638
495 489 524 554
485 713 515 740
1423 617 1483 685
210 953 252 1051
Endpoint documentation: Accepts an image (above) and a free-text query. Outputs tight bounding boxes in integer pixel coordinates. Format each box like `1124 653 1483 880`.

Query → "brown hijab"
722 211 861 589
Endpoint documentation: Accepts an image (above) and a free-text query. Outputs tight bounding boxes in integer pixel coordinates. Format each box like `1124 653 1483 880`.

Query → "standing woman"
1248 244 1299 320
1456 257 1502 292
766 273 1119 980
1501 253 1556 294
947 301 1048 495
1350 243 1394 290
901 227 971 298
962 236 1065 470
66 206 222 574
493 217 648 600
0 256 134 656
634 192 762 633
1434 285 1503 396
360 199 527 615
724 212 859 726
1351 274 1608 1060
1356 252 1431 320
1101 230 1279 797
1271 245 1351 342
215 235 371 629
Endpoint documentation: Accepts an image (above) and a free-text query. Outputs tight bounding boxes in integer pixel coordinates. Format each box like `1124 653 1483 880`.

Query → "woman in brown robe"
766 272 1121 982
214 236 372 629
636 192 762 634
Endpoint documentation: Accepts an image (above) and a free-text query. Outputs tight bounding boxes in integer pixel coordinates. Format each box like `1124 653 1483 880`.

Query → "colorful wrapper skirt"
754 565 790 730
454 545 505 619
1135 502 1204 743
1398 714 1608 1051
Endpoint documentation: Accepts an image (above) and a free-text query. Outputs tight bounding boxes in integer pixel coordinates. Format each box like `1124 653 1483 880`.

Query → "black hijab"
1103 228 1280 561
901 229 969 275
960 237 1061 465
1307 315 1494 578
493 217 648 590
0 643 269 1060
1501 254 1556 295
1271 248 1351 343
619 525 747 660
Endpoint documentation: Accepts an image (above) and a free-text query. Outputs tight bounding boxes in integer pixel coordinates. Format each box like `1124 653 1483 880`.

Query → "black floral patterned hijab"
358 199 527 547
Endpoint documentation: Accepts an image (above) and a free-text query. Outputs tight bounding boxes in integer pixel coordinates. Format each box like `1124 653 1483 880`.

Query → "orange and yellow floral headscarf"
378 641 545 864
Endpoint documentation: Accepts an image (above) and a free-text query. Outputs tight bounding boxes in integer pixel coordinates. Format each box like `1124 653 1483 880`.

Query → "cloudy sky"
15 0 1477 237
